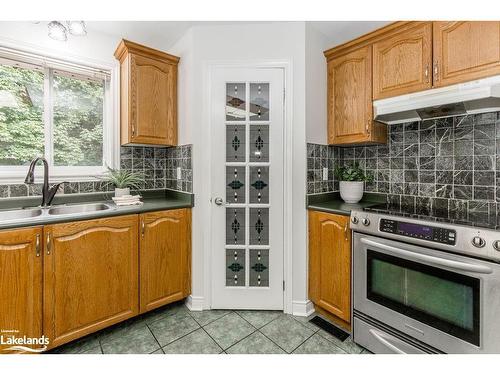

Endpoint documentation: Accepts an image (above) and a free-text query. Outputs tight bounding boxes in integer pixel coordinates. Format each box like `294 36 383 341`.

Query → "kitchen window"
0 48 115 182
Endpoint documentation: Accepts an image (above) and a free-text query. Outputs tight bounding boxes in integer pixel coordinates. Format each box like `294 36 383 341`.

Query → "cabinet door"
433 21 500 87
139 209 191 313
0 227 43 353
328 46 372 145
309 211 351 324
373 23 432 99
43 215 139 348
130 54 177 145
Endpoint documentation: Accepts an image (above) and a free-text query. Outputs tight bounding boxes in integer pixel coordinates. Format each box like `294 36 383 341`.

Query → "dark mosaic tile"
474 123 496 140
474 156 494 171
454 185 472 200
454 171 472 186
436 184 453 199
8 184 28 197
436 170 453 184
474 186 495 201
474 171 494 186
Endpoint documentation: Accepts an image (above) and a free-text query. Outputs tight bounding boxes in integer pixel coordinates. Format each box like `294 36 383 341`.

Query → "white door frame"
203 60 293 313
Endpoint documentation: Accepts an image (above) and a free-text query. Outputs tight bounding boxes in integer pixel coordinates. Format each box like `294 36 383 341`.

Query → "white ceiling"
308 21 391 47
86 21 392 50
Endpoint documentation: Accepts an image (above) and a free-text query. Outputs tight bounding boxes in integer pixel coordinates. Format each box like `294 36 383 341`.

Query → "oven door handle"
360 238 493 274
369 329 406 354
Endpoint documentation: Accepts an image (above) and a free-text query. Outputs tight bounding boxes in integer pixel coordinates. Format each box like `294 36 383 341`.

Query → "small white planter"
114 187 130 197
339 181 364 204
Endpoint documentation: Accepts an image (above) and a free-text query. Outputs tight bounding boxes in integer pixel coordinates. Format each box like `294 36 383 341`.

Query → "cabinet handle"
434 61 439 81
424 65 429 82
366 120 371 134
132 125 136 137
344 223 348 241
35 234 40 257
141 220 145 237
46 233 51 255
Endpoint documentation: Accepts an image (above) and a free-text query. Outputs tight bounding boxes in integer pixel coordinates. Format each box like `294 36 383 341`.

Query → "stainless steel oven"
350 210 500 354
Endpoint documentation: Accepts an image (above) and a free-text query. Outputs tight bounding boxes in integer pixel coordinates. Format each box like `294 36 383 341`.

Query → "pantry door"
210 67 284 310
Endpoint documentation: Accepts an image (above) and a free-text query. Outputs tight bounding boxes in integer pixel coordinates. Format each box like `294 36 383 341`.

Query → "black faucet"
24 157 66 208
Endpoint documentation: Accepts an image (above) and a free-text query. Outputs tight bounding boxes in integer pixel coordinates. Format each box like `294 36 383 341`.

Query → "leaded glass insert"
249 166 269 204
250 124 269 162
226 208 245 245
249 208 269 245
226 249 245 286
226 166 246 203
249 249 269 287
249 83 269 121
226 125 246 162
226 83 246 121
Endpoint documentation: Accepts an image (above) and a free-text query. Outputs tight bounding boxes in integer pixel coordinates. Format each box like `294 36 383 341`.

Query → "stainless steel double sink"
0 203 111 223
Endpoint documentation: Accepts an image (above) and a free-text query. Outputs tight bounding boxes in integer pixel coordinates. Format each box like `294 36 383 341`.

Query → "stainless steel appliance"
350 206 500 354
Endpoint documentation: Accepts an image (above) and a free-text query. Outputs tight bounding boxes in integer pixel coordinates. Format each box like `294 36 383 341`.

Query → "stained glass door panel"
212 68 284 309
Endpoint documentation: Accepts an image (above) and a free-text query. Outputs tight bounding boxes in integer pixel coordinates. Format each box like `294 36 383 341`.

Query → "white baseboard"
291 300 315 317
185 295 204 311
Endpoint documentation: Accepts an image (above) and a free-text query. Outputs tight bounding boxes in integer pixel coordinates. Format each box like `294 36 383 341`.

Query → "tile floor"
48 301 371 354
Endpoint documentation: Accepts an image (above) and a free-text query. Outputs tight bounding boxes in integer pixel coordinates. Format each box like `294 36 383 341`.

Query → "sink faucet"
24 157 66 208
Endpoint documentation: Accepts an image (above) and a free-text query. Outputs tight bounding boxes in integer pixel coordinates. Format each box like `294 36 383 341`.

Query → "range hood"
373 75 500 125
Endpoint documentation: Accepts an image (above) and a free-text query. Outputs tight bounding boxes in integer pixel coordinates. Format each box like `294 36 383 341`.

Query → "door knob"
214 197 224 206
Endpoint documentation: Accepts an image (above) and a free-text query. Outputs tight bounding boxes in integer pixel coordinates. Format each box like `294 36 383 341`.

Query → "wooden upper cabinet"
327 45 386 145
373 23 432 99
308 211 351 327
115 39 179 146
139 209 191 313
43 215 139 349
433 21 500 87
0 227 43 353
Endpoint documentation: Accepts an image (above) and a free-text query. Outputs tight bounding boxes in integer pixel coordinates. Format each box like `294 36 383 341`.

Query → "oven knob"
471 236 486 248
362 218 370 226
493 240 500 252
351 216 359 224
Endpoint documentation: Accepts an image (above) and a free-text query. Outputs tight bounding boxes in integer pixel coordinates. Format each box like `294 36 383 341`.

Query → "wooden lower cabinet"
0 227 43 353
308 210 351 330
139 209 191 313
43 215 139 349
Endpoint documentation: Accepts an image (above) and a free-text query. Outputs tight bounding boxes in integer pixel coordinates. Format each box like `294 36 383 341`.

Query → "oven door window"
367 250 480 346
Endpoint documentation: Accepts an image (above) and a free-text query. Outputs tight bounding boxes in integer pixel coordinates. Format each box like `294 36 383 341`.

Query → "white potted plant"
334 162 373 204
99 167 144 197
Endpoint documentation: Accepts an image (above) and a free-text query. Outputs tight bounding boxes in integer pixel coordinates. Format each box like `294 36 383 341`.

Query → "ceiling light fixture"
47 21 87 41
67 21 87 36
48 21 67 41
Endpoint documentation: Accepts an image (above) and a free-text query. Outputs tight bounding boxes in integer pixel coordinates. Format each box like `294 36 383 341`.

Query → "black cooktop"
363 201 499 230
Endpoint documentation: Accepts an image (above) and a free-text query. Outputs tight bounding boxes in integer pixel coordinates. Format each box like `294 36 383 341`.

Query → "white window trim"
0 40 120 184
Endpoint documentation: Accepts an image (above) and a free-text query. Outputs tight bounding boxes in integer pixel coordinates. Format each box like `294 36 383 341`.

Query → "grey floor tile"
148 313 199 347
226 331 285 354
293 333 347 354
81 346 103 354
260 315 315 353
141 302 191 325
292 314 320 332
203 312 255 350
99 318 147 344
316 330 363 354
188 309 231 326
101 325 160 354
162 328 222 354
235 310 283 329
51 333 101 354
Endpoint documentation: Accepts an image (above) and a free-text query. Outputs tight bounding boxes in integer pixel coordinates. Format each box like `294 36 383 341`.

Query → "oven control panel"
380 219 456 245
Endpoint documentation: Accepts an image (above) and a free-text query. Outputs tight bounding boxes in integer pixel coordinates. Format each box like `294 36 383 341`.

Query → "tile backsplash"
307 111 500 223
0 144 193 199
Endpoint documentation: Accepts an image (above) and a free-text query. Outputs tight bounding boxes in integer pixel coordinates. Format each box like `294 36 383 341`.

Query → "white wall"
305 24 330 145
170 22 310 313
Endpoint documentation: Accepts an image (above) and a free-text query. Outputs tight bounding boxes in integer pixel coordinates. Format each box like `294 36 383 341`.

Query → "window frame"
0 44 119 184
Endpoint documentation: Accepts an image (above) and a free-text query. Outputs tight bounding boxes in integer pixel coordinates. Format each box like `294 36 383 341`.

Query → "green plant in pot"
334 162 373 204
98 167 144 197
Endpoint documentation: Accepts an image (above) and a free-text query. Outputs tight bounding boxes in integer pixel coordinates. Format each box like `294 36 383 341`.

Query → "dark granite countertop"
306 192 386 216
0 189 194 230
